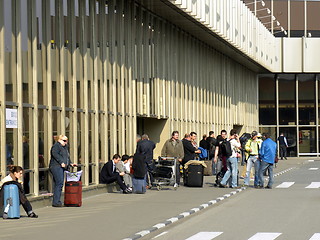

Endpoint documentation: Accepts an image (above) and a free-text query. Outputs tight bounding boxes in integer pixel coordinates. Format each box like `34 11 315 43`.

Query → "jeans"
50 166 65 205
259 160 274 187
220 157 238 188
244 155 261 186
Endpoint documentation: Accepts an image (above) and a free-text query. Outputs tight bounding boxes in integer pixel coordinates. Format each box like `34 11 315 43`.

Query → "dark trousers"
104 174 127 191
50 166 64 205
145 161 154 186
279 145 287 159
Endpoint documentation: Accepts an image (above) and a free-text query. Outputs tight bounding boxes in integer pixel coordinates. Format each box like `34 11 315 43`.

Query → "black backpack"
239 133 251 149
220 139 232 158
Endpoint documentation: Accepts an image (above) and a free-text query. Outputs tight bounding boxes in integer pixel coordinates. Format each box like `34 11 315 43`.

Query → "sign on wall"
6 108 18 128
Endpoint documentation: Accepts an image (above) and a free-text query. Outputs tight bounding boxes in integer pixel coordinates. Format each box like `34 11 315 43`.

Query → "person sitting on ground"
0 166 38 218
100 154 132 194
116 154 133 190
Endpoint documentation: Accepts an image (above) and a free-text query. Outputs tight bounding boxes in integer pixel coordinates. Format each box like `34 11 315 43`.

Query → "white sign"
6 108 18 128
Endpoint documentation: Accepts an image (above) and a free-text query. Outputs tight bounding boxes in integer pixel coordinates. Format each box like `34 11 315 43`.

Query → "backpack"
239 133 251 150
220 139 232 158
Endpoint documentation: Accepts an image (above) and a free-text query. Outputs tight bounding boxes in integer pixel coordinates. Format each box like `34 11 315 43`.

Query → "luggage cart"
151 157 178 191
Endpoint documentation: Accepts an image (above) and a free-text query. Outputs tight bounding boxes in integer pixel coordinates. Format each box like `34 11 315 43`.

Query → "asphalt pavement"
0 158 311 240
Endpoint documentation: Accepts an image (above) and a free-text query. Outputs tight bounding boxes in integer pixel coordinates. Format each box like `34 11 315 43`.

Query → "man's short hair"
172 131 179 136
202 134 207 139
142 134 149 140
230 129 237 136
136 134 141 140
184 133 190 138
122 154 130 161
263 133 271 139
221 129 227 135
209 131 214 136
190 132 197 136
113 154 121 160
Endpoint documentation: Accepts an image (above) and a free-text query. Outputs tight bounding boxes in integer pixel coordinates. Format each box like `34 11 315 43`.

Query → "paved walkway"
0 158 310 240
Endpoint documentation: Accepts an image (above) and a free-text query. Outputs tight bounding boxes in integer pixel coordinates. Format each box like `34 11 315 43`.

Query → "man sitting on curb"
100 154 132 194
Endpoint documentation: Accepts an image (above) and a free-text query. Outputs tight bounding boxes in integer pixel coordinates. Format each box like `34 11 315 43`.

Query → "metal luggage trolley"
151 157 178 191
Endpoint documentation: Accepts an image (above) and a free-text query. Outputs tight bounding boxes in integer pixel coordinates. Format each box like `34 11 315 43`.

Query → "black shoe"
28 212 38 218
219 184 227 188
284 157 287 160
265 186 272 189
52 204 63 207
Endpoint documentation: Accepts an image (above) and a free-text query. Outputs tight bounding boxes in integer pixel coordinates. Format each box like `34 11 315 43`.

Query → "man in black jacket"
136 134 156 187
100 154 132 194
182 133 201 165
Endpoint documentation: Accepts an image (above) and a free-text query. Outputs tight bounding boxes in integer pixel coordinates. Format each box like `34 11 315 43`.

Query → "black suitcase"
184 164 204 187
153 166 172 178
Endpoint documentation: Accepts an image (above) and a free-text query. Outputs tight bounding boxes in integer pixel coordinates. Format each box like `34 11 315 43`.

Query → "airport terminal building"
0 0 318 196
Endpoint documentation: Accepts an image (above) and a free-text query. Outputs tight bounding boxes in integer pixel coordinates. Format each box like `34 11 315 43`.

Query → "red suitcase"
64 181 82 207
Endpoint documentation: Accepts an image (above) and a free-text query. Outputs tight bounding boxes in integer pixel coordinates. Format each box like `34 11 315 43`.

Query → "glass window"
290 1 305 37
298 75 315 125
307 1 320 38
279 75 296 125
259 127 277 142
259 75 276 125
299 127 316 155
279 127 297 157
273 0 288 37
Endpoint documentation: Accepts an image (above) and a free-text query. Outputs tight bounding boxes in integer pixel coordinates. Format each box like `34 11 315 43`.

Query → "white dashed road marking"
309 233 320 240
276 182 295 188
306 182 320 189
247 232 282 240
185 232 223 240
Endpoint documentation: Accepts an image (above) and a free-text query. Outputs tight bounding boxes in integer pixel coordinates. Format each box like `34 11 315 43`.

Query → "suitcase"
3 184 20 219
64 181 82 207
184 164 204 187
203 160 213 176
153 166 172 178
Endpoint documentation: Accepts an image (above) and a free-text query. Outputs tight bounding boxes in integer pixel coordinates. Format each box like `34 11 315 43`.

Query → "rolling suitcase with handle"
3 184 20 219
184 164 204 187
64 181 82 207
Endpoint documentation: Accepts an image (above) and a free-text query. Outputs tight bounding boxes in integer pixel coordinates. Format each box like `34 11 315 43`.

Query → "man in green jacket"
161 131 184 185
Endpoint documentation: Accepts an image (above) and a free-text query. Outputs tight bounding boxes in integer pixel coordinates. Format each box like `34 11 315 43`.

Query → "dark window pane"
298 76 315 125
259 75 276 125
299 127 316 154
279 75 296 125
279 127 297 157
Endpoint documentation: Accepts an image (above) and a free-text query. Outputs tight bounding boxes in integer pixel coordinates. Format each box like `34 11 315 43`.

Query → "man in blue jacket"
258 133 277 189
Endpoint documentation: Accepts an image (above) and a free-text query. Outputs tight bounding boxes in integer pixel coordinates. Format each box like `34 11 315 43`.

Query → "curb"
123 166 297 240
123 187 245 240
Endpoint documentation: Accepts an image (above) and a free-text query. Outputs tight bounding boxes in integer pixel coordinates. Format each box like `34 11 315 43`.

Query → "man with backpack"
219 129 241 188
243 131 262 187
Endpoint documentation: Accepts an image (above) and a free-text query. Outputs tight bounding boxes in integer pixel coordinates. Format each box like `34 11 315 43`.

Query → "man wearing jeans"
243 131 261 187
219 129 241 188
259 133 277 189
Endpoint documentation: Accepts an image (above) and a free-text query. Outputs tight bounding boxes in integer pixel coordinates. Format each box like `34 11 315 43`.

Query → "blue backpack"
198 147 208 159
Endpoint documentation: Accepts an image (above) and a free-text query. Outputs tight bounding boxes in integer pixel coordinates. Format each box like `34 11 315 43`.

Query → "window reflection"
279 75 296 125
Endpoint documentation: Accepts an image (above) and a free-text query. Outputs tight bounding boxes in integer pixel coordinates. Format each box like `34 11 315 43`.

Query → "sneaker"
2 213 8 219
28 212 38 218
123 188 132 194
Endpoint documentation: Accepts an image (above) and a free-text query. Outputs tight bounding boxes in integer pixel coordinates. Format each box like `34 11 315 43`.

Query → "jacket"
161 138 184 160
136 139 155 162
100 160 119 183
259 138 277 164
132 153 147 179
182 138 197 164
49 142 72 168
